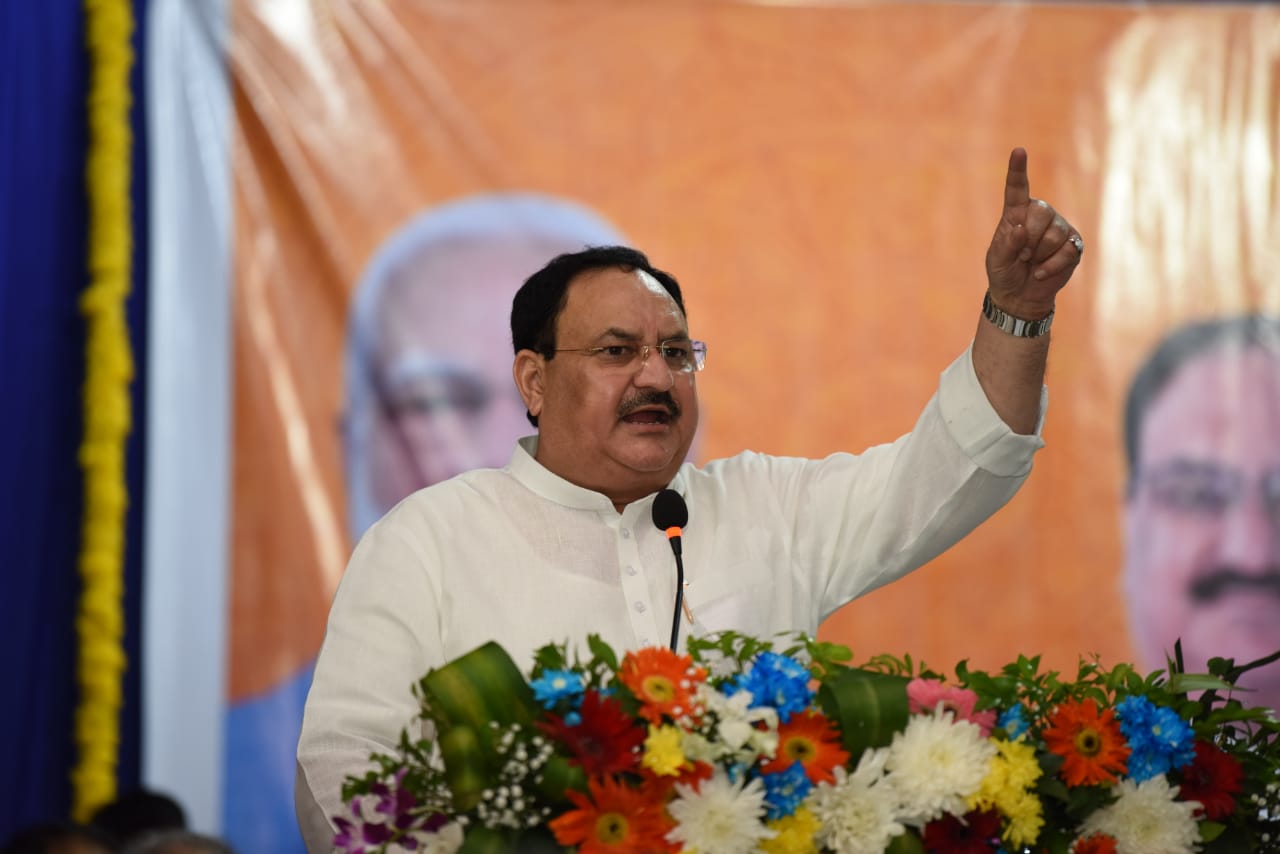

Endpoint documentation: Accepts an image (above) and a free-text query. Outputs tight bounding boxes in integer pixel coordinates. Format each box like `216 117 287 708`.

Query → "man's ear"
513 349 545 419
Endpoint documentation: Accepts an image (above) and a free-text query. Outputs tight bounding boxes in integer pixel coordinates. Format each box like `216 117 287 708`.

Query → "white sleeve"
294 510 444 852
719 345 1046 618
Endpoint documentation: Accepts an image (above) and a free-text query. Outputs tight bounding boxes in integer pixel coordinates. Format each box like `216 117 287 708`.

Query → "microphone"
651 489 689 651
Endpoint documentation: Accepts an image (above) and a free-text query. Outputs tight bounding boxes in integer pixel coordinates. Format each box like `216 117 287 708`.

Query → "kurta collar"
508 436 618 513
507 436 689 517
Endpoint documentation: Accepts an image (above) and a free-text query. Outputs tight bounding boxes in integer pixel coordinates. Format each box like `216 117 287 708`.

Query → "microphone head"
651 488 689 531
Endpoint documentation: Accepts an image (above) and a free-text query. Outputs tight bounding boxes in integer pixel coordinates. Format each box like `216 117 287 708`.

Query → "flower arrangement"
336 633 1280 853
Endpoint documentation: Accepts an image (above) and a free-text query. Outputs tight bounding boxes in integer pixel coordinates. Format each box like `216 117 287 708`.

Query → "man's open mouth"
621 408 673 425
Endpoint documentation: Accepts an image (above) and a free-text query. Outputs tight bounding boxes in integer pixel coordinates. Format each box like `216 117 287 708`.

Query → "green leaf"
516 828 573 852
817 667 909 758
532 642 567 673
1202 824 1252 853
1035 762 1069 804
803 638 853 680
438 725 489 811
418 642 539 810
1199 820 1227 843
1166 673 1236 694
534 755 587 804
457 826 516 854
586 634 619 671
885 830 925 853
420 642 537 741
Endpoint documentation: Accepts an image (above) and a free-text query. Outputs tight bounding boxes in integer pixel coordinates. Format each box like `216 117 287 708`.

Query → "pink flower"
906 678 997 736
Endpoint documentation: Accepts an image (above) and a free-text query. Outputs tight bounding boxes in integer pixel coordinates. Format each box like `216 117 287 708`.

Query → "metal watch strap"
981 291 1054 338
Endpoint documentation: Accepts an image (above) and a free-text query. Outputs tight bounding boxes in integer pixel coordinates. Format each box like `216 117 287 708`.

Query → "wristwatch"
982 291 1054 338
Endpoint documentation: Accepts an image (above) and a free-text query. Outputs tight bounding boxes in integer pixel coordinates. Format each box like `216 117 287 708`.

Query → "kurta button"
625 565 637 576
621 529 631 539
634 601 646 613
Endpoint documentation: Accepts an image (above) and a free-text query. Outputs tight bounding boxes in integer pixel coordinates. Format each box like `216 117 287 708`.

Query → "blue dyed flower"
1125 750 1168 783
731 651 814 723
997 705 1030 740
761 761 811 820
530 669 584 709
1116 695 1195 781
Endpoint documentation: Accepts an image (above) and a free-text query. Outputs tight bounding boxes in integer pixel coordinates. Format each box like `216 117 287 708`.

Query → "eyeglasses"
553 339 708 374
1138 459 1280 520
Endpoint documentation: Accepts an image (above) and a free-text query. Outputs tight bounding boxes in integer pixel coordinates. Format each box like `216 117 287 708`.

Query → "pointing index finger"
1004 147 1030 216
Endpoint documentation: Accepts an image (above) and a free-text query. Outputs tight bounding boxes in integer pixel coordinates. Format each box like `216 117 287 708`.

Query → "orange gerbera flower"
1071 832 1119 854
760 708 850 784
1042 698 1130 787
619 647 705 724
549 775 676 854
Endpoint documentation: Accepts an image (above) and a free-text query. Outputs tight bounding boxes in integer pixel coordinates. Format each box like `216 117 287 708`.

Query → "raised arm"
973 147 1082 434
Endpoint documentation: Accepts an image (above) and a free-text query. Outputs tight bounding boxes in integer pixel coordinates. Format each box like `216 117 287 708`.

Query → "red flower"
537 691 644 776
921 808 1002 854
549 775 676 853
760 709 850 784
638 758 713 794
1177 740 1244 819
619 647 705 724
1071 833 1118 854
1042 698 1130 787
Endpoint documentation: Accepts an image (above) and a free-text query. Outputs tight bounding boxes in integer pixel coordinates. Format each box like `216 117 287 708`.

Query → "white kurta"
295 347 1046 850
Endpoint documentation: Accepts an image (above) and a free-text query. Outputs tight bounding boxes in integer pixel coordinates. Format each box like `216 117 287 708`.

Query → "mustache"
1188 568 1280 603
617 390 680 419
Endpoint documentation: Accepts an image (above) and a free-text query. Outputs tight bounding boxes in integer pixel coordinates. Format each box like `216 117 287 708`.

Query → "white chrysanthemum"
696 684 779 763
744 723 779 762
808 748 905 854
666 768 776 854
885 710 996 826
719 716 757 751
698 649 741 681
1080 775 1201 854
682 730 717 763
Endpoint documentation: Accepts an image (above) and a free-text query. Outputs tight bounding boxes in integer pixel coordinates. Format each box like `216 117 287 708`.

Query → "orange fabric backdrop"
227 1 1278 700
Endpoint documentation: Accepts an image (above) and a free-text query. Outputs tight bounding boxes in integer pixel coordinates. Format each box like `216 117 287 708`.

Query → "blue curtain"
0 1 147 839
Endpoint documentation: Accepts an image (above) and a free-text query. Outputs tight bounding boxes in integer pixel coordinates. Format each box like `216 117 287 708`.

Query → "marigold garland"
73 0 135 822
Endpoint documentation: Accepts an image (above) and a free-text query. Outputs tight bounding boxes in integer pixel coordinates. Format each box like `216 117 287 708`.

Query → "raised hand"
984 147 1082 320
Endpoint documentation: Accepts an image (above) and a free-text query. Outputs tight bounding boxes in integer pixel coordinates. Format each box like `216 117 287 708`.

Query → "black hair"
120 831 234 854
90 789 186 846
1123 313 1280 492
510 246 686 426
2 822 118 854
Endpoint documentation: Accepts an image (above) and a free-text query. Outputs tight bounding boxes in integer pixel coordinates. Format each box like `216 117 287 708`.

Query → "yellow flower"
970 738 1040 809
968 739 1044 848
642 724 687 776
994 738 1042 791
761 807 821 854
1001 790 1044 848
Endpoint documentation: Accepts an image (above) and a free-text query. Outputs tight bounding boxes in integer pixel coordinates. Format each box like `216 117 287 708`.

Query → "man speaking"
295 148 1083 850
